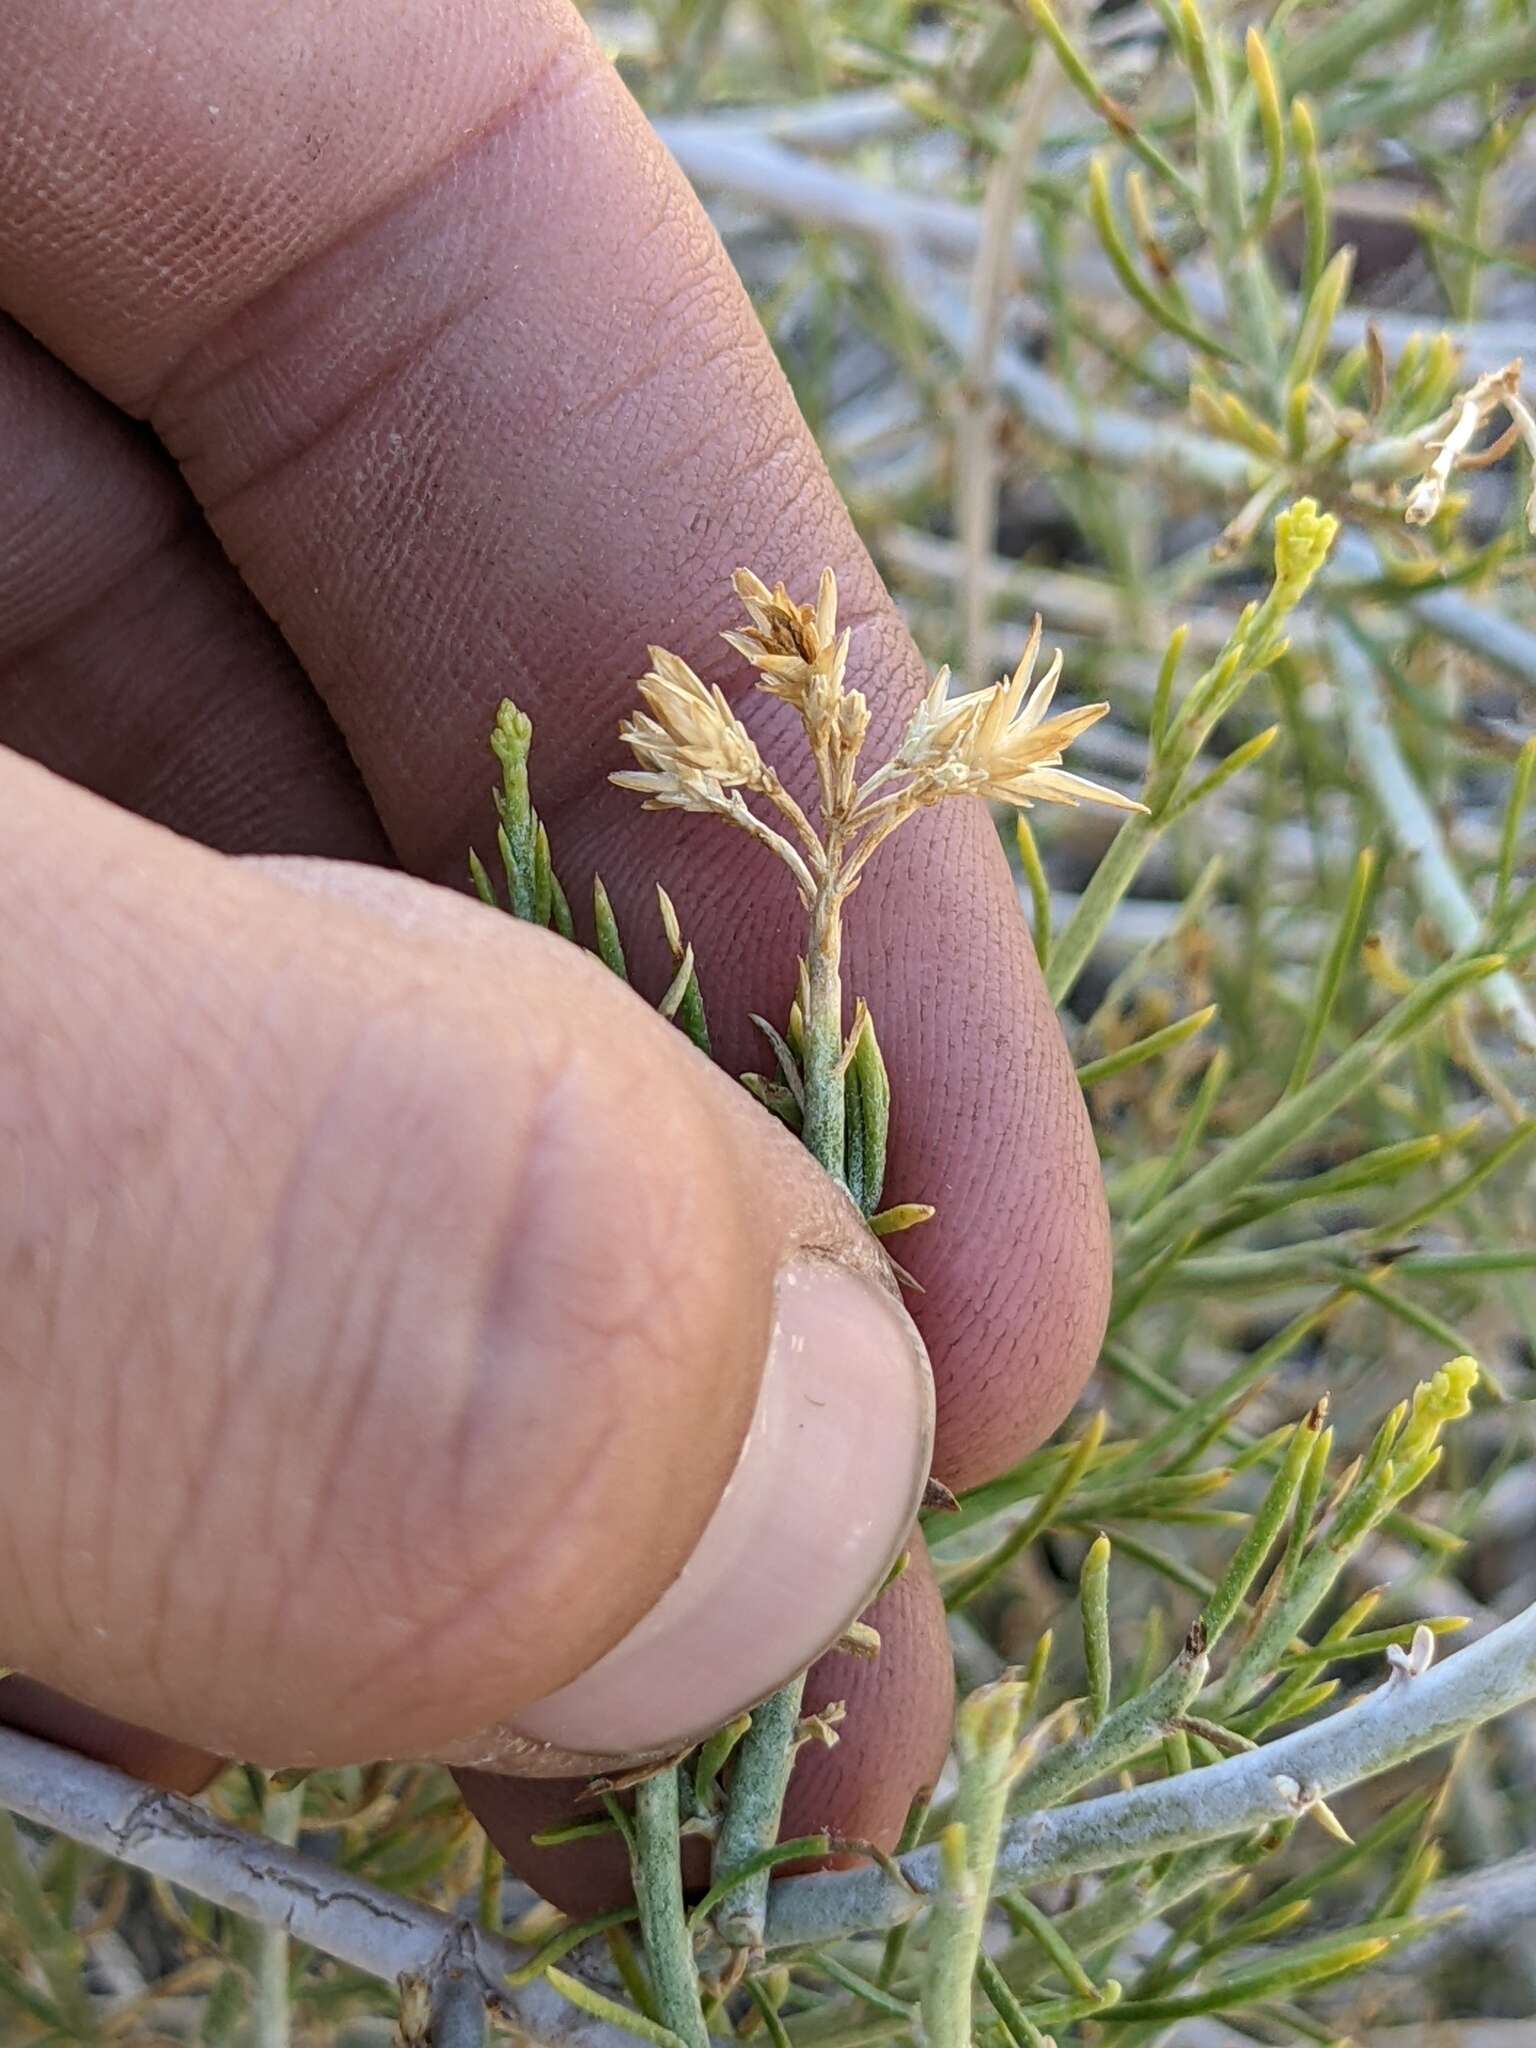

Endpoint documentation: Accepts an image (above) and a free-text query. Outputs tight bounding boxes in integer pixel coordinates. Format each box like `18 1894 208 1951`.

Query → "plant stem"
920 1683 1027 2048
711 1677 807 1955
427 1923 491 2048
919 1825 976 2048
9 1591 1536 2025
253 1776 305 2048
763 1594 1536 1947
800 881 847 1172
1046 813 1159 1005
1116 952 1507 1267
713 875 849 1954
663 117 1530 375
1009 1634 1209 1814
631 1772 709 2048
1327 621 1536 1055
902 261 1536 692
0 1728 645 2048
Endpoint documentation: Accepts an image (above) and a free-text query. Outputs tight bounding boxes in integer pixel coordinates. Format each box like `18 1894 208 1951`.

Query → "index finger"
0 0 1110 1488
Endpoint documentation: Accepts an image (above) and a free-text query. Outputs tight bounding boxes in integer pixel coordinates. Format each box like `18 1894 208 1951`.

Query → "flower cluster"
722 568 869 826
894 616 1144 814
614 567 1143 905
722 567 850 720
611 647 773 813
1271 496 1343 606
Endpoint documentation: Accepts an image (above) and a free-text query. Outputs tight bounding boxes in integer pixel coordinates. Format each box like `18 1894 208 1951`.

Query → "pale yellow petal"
1001 615 1044 722
991 700 1111 779
1017 645 1064 734
815 566 839 648
1006 765 1147 811
720 629 769 665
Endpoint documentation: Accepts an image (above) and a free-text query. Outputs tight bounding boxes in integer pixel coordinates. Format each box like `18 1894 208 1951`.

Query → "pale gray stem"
1360 2028 1534 2048
632 1769 709 2048
428 1924 491 2048
1326 623 1536 1052
659 125 1533 377
956 28 1066 691
711 1673 807 1953
668 89 915 151
7 1605 1536 2015
905 261 1536 697
0 1729 635 2048
921 1686 1027 2048
1379 1847 1536 1970
763 1598 1536 1948
1010 1644 1208 1814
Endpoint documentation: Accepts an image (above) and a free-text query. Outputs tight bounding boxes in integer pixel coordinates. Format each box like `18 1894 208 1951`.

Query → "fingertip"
436 1257 933 1768
1 800 933 1770
244 861 937 1769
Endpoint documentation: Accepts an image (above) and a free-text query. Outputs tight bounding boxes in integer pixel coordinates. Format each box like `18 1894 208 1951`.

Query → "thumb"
0 751 932 1772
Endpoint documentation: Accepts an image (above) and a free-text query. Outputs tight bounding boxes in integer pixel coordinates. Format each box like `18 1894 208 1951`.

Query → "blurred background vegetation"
3 1 1534 2042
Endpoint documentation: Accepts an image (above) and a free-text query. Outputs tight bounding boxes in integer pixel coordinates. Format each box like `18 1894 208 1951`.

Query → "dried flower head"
613 647 772 808
721 567 866 824
724 566 844 696
896 616 1145 815
613 568 1144 909
1403 360 1536 532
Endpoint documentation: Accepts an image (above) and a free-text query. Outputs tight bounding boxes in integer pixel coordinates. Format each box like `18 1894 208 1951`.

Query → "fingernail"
507 1254 933 1760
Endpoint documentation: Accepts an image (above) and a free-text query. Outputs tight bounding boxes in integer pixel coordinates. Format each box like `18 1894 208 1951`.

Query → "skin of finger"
0 752 900 1768
0 317 389 860
456 1537 952 1917
0 0 1112 1493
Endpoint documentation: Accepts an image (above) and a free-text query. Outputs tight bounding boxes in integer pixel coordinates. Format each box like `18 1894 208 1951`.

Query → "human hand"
0 0 1109 1879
